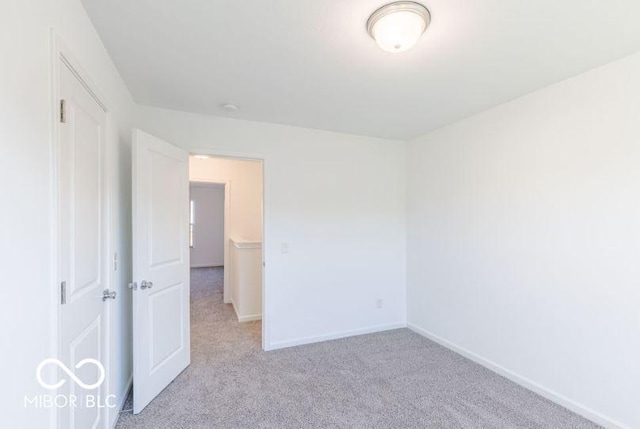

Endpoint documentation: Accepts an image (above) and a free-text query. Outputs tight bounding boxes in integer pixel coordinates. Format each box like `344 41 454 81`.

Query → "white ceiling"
81 0 640 140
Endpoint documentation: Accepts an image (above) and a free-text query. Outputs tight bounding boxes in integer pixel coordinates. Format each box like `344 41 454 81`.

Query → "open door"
132 129 190 413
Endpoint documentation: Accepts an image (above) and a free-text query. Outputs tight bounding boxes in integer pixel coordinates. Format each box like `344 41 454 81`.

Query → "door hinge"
60 99 66 123
60 281 67 305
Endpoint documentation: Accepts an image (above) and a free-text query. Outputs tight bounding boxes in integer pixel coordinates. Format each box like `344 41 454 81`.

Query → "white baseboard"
407 323 628 429
110 375 133 429
231 300 239 320
230 300 261 323
190 263 224 268
266 322 407 351
238 313 262 323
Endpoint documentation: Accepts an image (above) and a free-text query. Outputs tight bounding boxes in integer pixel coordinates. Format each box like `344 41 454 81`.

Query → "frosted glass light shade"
367 2 431 53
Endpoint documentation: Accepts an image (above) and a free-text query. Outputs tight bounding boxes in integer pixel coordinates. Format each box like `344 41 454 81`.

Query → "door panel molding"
51 32 113 429
132 129 190 414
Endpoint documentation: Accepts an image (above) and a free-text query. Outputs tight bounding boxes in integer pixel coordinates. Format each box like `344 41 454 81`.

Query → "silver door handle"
102 289 117 301
140 280 153 290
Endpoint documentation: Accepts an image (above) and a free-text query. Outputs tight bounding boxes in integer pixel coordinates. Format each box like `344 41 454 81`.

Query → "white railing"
229 238 262 322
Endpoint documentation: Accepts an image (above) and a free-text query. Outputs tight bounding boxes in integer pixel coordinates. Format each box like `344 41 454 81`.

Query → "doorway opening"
188 155 264 346
130 130 268 414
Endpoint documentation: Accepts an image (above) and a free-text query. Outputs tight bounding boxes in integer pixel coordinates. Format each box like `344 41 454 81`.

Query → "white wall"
190 157 263 242
0 1 134 428
189 184 225 267
407 52 640 428
136 105 408 350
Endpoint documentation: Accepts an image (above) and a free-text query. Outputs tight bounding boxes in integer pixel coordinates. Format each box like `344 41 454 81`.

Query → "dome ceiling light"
367 1 431 53
221 103 239 113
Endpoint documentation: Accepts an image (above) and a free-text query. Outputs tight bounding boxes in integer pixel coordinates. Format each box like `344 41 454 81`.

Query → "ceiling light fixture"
367 1 431 53
221 103 239 113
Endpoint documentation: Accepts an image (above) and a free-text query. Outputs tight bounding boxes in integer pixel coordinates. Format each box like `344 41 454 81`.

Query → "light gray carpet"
116 267 600 429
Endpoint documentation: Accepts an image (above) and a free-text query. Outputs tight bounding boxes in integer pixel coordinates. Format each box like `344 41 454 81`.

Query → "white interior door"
132 129 190 414
58 60 110 429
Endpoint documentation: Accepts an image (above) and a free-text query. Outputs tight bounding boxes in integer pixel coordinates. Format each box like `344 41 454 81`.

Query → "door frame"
189 180 231 301
188 151 268 350
50 32 114 429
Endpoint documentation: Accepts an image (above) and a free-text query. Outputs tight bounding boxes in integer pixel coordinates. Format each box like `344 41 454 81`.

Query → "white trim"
231 239 262 249
109 375 133 429
189 182 225 189
266 322 407 351
48 28 61 429
238 314 262 323
191 148 267 162
223 178 230 305
407 323 629 429
190 263 224 269
230 300 262 323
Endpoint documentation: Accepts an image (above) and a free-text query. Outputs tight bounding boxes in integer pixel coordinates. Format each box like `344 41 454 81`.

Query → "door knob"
102 289 117 301
140 280 153 290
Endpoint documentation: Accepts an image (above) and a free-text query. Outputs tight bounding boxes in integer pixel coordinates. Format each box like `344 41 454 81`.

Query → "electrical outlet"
376 299 383 309
113 252 118 271
281 242 290 254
